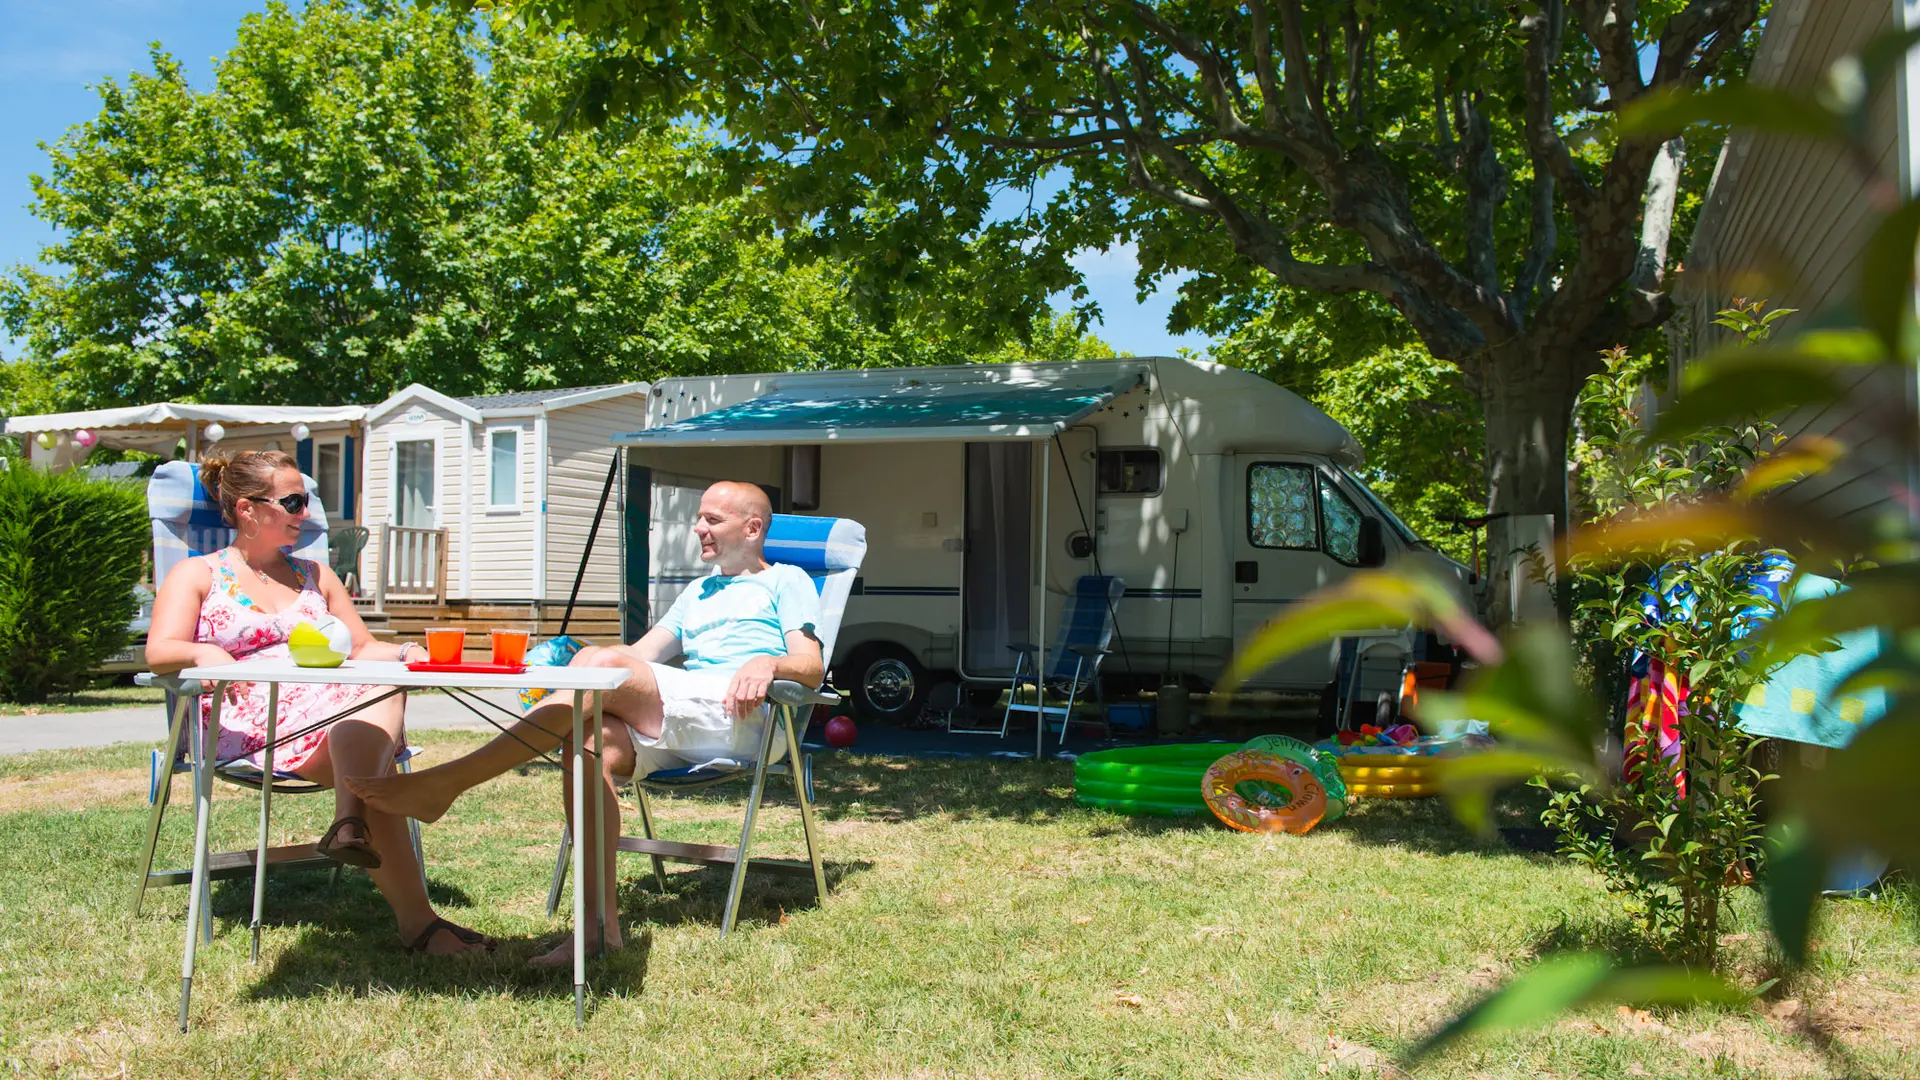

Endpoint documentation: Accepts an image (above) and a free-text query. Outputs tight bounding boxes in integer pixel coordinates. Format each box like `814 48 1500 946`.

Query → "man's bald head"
707 481 772 524
694 481 774 573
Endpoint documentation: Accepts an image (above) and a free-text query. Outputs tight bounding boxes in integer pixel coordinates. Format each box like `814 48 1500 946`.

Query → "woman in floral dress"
146 449 489 955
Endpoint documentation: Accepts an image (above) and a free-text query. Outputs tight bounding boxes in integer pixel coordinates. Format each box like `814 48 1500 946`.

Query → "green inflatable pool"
1073 737 1348 822
1072 743 1240 817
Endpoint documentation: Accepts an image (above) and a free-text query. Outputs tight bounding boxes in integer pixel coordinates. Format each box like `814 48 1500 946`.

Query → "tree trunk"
1477 342 1579 625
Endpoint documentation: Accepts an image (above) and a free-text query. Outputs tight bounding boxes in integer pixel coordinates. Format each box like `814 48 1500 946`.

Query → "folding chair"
980 574 1124 745
547 513 865 935
130 461 423 958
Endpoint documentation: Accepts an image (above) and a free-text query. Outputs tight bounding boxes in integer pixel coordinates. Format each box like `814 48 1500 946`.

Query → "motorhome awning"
616 373 1142 446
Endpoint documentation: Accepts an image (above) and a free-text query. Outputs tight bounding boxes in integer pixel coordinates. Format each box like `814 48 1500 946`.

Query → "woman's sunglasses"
247 492 311 514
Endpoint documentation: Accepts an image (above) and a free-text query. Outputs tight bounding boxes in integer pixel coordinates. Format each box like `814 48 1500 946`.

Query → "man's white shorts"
614 662 765 781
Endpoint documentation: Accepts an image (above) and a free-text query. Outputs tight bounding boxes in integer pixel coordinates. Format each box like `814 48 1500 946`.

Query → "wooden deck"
354 600 626 656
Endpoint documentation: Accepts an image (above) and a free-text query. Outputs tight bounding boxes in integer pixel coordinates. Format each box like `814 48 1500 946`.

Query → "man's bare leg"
530 710 636 966
349 647 664 823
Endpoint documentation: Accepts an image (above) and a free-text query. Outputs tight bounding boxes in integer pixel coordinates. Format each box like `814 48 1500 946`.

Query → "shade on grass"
1 733 1914 1078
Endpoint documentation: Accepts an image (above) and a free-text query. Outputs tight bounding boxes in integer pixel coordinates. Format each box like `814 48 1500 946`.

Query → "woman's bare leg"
298 693 483 954
348 648 664 822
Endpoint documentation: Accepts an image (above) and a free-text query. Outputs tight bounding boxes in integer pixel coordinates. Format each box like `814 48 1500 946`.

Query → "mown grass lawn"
1 731 1914 1079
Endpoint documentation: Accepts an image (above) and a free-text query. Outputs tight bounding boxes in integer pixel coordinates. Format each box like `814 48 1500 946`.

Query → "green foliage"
1241 28 1920 1064
0 1 1108 412
487 0 1763 536
1545 304 1792 966
0 464 148 703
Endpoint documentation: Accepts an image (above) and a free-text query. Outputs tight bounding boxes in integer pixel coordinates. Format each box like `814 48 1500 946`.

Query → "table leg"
571 687 587 1027
179 683 222 1032
251 681 279 963
592 689 607 959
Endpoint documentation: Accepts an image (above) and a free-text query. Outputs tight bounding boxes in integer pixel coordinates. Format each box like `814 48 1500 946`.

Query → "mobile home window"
1097 448 1162 495
1318 474 1365 564
487 428 520 509
1247 463 1318 549
315 440 344 519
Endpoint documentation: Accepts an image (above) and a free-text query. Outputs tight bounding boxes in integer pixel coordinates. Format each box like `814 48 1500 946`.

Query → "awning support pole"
1036 437 1050 761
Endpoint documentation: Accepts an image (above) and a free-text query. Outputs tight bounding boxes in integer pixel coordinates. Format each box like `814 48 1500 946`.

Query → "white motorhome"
615 356 1472 725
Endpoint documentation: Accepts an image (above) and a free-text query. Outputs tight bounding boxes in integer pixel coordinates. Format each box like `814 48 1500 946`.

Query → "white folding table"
170 657 630 1029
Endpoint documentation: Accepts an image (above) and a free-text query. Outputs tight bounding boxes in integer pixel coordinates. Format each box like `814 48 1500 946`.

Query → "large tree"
0 0 1109 412
499 0 1760 592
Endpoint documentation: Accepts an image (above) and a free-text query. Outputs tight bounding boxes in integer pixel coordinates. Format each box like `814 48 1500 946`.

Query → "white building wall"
1679 0 1905 523
543 396 649 603
363 401 465 595
466 416 539 600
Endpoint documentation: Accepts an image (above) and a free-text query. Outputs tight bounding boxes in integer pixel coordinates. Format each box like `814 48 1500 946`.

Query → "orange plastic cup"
491 628 530 666
424 627 467 664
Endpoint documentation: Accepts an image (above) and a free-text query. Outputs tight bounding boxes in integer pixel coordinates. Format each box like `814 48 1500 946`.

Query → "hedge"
0 461 149 703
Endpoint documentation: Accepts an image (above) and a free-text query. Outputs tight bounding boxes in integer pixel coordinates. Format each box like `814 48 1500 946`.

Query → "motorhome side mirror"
1357 518 1387 567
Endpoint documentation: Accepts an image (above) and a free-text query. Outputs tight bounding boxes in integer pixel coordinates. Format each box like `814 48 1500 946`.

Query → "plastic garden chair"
328 525 370 596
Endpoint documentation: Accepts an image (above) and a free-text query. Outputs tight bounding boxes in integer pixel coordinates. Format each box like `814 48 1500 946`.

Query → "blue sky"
0 0 1212 363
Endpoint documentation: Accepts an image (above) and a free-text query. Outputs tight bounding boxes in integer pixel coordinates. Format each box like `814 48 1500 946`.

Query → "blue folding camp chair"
131 461 423 956
989 574 1125 746
547 513 865 935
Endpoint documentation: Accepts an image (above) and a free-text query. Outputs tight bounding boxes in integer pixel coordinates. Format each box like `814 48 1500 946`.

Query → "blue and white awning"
617 373 1143 446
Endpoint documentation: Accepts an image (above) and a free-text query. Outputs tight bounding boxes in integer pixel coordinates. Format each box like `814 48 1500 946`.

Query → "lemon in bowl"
289 616 352 668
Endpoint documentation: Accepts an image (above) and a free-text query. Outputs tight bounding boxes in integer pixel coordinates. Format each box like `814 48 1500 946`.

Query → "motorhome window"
487 428 519 509
1318 474 1365 563
1336 466 1420 545
1247 463 1318 549
785 445 821 511
1097 448 1162 495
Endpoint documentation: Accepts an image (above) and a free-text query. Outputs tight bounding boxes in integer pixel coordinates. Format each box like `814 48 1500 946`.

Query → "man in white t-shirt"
352 481 822 963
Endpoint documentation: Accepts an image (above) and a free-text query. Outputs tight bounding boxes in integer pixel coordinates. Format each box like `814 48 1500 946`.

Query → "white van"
615 356 1472 724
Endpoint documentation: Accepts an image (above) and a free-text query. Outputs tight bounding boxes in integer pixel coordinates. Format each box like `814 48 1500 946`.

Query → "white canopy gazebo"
4 402 369 521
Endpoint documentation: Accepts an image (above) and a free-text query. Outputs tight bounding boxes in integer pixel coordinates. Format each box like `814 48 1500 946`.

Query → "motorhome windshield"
1337 467 1422 546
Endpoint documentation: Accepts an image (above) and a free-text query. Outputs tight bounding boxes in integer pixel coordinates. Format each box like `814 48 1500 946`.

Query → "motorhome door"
1229 455 1371 689
962 442 1032 676
648 483 707 624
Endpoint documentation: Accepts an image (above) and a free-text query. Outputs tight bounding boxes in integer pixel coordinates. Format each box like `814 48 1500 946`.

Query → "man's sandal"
404 917 497 954
317 815 381 869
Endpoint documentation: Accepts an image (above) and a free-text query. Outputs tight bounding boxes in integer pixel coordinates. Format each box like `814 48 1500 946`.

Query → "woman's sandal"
404 917 498 955
317 815 382 869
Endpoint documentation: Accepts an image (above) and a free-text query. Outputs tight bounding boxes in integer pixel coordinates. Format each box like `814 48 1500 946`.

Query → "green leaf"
1405 953 1613 1062
1220 568 1496 693
1651 332 1884 444
1858 198 1920 353
1765 820 1826 967
1615 84 1846 142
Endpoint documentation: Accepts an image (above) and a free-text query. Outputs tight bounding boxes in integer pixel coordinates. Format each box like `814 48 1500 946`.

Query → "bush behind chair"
0 462 148 702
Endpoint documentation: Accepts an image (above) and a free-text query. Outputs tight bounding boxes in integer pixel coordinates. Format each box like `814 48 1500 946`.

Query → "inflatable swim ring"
1201 750 1327 834
1243 734 1348 823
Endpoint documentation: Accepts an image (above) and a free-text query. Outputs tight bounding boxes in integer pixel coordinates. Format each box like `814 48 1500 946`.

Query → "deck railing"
374 524 448 608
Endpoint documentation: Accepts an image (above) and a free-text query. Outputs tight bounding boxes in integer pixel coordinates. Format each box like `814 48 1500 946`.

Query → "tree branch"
1521 0 1593 214
1245 0 1285 129
1571 0 1645 104
1456 91 1505 293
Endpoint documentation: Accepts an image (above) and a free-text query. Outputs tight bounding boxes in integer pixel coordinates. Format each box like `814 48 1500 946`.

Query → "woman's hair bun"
198 449 234 501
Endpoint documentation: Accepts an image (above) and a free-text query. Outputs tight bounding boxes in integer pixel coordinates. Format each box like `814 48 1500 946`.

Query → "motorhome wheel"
842 644 928 724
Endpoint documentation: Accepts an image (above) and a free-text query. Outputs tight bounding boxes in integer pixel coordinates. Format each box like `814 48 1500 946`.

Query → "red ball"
823 715 858 748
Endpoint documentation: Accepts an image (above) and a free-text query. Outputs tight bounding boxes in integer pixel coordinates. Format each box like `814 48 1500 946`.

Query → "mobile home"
616 356 1471 724
360 382 649 637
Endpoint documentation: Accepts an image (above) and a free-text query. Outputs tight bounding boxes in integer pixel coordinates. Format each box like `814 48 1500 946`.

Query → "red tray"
405 661 529 675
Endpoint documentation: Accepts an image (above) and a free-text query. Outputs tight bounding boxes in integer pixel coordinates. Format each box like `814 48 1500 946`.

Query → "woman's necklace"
232 546 285 585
